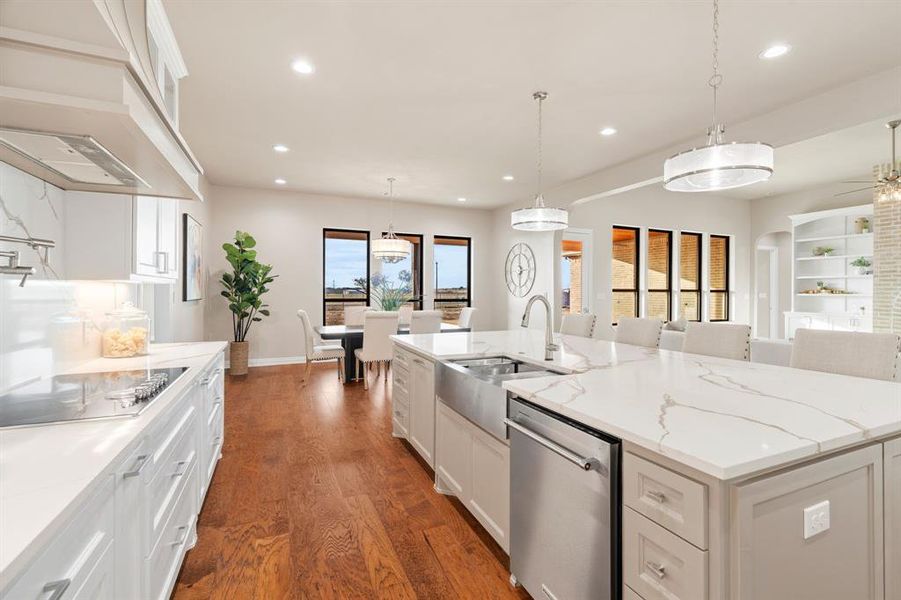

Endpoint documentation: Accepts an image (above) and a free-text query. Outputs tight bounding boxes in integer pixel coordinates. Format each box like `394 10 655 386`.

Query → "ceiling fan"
836 119 901 201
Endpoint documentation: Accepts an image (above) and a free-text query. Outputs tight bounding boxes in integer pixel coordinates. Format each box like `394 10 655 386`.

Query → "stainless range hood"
0 128 148 188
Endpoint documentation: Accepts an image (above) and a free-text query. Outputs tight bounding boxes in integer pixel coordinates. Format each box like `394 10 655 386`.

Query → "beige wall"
204 184 499 362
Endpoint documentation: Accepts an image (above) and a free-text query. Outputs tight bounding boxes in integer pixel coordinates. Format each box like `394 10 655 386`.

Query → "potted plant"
850 256 872 275
355 271 412 311
816 281 827 293
812 246 835 257
854 217 870 234
219 231 277 375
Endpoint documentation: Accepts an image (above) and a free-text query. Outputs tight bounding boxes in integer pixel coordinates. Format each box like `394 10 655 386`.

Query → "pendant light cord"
386 177 396 237
533 91 548 207
707 0 723 142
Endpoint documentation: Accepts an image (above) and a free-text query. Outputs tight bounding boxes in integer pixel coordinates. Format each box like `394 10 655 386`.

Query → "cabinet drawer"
204 408 224 487
5 477 115 600
148 463 199 600
623 508 708 600
393 347 411 370
624 585 647 600
148 411 197 552
393 365 410 395
624 452 708 549
147 399 196 481
203 368 224 420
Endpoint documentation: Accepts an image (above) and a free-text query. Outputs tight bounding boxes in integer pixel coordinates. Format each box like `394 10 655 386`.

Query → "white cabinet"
408 354 436 467
886 437 901 600
435 400 510 551
64 192 179 281
198 356 225 502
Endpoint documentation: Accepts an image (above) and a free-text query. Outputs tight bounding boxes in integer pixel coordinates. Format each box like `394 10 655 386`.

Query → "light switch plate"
803 500 830 539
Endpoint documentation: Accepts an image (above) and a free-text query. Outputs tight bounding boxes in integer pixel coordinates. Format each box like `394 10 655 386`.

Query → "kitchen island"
0 342 226 599
391 329 901 600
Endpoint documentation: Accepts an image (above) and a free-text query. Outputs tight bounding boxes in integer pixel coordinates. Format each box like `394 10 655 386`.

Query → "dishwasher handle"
505 418 600 472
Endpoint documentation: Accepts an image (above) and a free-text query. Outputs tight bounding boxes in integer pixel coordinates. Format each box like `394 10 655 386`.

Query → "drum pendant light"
372 177 411 263
511 92 569 231
663 0 774 192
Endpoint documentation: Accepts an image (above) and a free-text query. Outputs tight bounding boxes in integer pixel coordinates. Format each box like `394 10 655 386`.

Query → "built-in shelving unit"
785 204 874 338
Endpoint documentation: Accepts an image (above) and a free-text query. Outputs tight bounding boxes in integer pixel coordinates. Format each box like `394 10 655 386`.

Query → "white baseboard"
225 355 306 369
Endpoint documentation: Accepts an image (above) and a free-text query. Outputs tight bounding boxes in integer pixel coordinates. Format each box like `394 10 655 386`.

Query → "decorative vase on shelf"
229 341 249 375
854 217 870 234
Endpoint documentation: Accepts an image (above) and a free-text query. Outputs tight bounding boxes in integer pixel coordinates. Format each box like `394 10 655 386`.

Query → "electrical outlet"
803 500 830 539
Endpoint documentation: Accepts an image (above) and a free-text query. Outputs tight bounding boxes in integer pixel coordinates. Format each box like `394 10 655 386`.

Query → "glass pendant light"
372 177 411 263
876 120 901 203
511 91 569 231
663 0 774 192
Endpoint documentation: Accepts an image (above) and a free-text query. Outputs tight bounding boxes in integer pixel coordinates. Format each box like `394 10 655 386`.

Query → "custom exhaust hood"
0 0 203 200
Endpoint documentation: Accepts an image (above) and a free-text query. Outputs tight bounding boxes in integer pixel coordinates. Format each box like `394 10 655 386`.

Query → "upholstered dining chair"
458 307 476 329
354 311 400 389
790 329 901 382
296 309 345 383
615 317 664 348
560 313 597 338
682 322 751 361
410 310 443 334
344 305 371 326
397 304 414 326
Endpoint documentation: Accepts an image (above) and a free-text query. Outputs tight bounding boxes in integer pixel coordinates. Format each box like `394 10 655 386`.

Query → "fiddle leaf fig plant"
219 231 277 342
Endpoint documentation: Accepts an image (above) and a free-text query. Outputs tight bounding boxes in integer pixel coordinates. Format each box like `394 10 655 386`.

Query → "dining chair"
682 322 751 361
457 307 476 329
296 309 345 383
615 317 664 348
410 310 443 334
560 313 597 338
344 305 371 327
398 304 414 326
790 329 901 382
354 311 400 389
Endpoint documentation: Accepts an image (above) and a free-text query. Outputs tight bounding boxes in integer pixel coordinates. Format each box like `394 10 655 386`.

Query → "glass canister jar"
102 302 150 358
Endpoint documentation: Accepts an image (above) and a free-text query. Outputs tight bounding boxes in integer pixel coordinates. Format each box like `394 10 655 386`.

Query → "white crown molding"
146 0 188 79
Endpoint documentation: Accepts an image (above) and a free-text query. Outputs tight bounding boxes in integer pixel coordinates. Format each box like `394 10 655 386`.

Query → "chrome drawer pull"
171 460 189 477
123 454 150 478
504 418 599 472
645 561 666 580
645 489 666 504
170 525 189 547
42 579 70 600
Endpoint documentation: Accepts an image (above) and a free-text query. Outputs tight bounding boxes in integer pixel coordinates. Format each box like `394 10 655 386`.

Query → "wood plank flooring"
172 363 531 599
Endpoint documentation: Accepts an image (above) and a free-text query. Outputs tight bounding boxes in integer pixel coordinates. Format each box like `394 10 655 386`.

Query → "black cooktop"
0 367 188 428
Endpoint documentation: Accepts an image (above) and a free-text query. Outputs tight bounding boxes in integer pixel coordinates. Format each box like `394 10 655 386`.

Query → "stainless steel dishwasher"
506 397 621 600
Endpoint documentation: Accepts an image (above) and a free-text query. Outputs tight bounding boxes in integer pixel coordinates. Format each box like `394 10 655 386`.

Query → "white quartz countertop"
393 330 901 481
0 341 227 588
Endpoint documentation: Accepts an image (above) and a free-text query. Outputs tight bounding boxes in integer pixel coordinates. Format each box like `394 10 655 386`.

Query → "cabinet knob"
645 561 666 580
122 454 150 478
645 489 666 505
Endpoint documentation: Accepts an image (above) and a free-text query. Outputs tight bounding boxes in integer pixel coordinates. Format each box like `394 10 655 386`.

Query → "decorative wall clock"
505 242 536 297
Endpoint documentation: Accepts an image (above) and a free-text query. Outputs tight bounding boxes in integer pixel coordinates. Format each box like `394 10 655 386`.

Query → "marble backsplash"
0 162 141 393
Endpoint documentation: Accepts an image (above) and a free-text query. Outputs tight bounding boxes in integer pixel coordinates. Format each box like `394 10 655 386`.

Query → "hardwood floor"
172 363 531 600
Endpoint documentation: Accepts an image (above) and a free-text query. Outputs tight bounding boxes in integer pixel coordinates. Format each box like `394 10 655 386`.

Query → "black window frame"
379 231 424 309
322 228 370 324
433 235 472 311
709 234 730 322
647 228 673 322
679 231 703 322
611 225 641 325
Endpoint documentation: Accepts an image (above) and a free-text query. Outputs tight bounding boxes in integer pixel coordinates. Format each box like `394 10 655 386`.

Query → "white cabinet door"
134 195 160 277
114 440 150 600
157 197 179 278
887 438 901 600
70 541 116 600
469 426 510 552
436 401 471 498
409 356 435 467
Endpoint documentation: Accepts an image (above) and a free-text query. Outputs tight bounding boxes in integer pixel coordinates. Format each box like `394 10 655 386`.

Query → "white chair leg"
304 359 312 383
363 361 369 390
337 358 343 382
355 358 360 382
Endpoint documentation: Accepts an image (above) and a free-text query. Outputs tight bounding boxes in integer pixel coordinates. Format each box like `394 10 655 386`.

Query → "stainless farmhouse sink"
435 356 565 441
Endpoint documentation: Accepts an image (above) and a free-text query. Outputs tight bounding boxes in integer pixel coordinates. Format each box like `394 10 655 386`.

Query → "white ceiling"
164 0 901 208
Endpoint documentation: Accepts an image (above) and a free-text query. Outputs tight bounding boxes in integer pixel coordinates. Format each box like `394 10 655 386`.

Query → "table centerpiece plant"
355 272 412 311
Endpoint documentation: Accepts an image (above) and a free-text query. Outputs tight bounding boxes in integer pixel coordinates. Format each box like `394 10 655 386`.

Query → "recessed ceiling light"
273 144 289 153
274 178 287 185
502 175 514 181
759 44 791 59
457 197 467 203
291 59 315 75
599 127 617 136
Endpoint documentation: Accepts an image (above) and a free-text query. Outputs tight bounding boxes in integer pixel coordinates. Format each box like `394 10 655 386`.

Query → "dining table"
316 322 470 383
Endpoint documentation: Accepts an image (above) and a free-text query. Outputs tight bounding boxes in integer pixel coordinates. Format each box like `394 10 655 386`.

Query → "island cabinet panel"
887 437 901 600
434 399 510 552
391 358 411 438
732 445 884 600
408 354 436 467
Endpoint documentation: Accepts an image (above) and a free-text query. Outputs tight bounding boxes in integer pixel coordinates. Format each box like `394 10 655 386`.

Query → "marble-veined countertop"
392 330 901 481
0 342 227 589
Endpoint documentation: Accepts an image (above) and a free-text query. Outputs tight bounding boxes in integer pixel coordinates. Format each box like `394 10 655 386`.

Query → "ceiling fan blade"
840 180 876 184
834 185 875 197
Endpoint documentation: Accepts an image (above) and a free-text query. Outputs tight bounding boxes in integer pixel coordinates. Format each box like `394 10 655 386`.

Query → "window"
679 232 702 321
378 233 423 309
323 229 370 325
647 229 672 321
611 226 639 325
561 239 584 315
434 236 471 323
709 235 730 321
